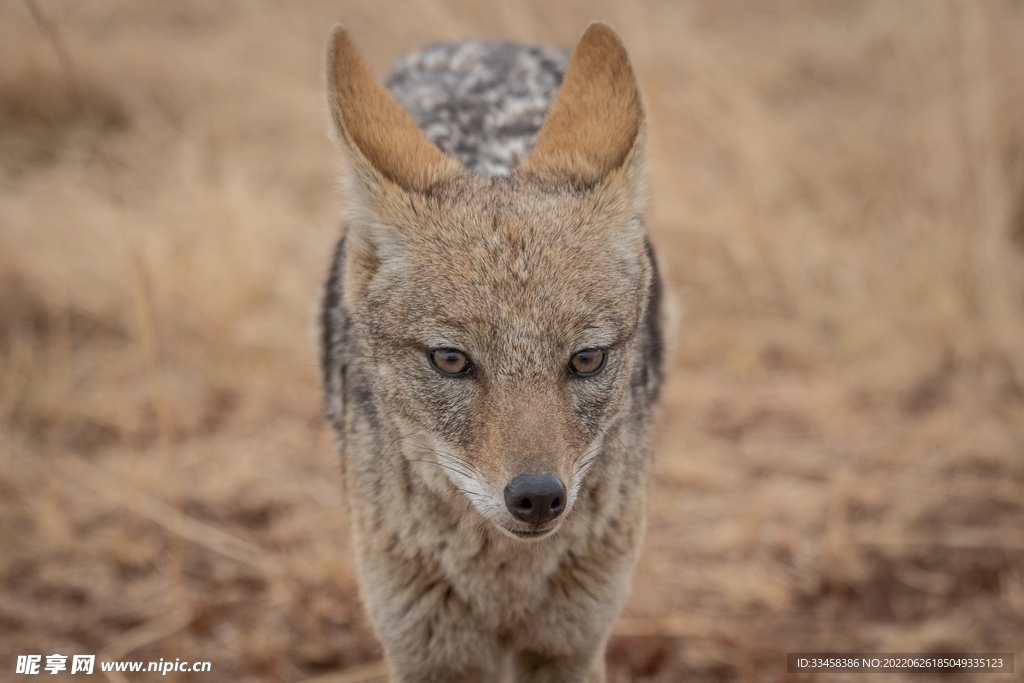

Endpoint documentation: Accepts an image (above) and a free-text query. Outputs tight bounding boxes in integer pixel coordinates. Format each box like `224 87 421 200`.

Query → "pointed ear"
325 25 461 194
520 22 645 188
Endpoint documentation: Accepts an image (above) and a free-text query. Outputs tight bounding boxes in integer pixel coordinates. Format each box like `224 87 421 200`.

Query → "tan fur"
520 23 645 189
326 25 462 194
320 22 663 683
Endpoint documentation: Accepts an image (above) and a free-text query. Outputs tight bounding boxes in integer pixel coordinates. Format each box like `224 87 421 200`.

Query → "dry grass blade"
61 456 280 574
296 660 389 683
852 525 1024 551
613 615 738 639
955 0 1024 388
100 668 129 683
97 605 193 683
21 0 81 105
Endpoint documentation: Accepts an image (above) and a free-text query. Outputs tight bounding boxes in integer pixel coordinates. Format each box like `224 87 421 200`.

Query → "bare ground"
2 1 1023 681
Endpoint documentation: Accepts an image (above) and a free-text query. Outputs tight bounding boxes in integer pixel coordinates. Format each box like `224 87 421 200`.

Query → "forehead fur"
349 173 650 344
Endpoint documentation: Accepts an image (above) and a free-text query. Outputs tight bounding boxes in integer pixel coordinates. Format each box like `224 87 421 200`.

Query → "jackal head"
326 22 652 540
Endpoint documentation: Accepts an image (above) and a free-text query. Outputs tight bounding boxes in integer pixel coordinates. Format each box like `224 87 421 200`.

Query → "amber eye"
429 348 472 376
569 348 607 376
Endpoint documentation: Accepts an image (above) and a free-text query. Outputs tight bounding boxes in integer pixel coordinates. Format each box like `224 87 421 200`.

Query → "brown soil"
2 1 1023 681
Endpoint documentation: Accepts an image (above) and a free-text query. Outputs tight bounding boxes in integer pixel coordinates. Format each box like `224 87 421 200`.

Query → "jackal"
319 21 665 683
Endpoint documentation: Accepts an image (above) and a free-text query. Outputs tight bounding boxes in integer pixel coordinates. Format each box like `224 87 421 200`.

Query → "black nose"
504 473 567 525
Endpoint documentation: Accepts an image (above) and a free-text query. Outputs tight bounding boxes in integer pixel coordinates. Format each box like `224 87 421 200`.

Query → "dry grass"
2 1 1023 681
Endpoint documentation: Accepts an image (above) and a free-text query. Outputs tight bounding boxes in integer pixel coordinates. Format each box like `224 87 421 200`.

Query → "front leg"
365 573 502 683
508 576 619 683
356 527 507 683
507 533 634 683
356 530 501 683
512 648 607 683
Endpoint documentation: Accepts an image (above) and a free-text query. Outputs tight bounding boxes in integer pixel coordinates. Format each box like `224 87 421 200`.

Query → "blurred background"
2 1 1023 681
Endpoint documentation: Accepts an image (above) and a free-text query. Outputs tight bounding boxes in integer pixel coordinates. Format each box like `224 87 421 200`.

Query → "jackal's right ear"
325 25 462 195
520 22 645 190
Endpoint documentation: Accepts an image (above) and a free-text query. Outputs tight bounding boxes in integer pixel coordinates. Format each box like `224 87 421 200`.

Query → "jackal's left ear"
325 25 462 195
521 22 645 190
